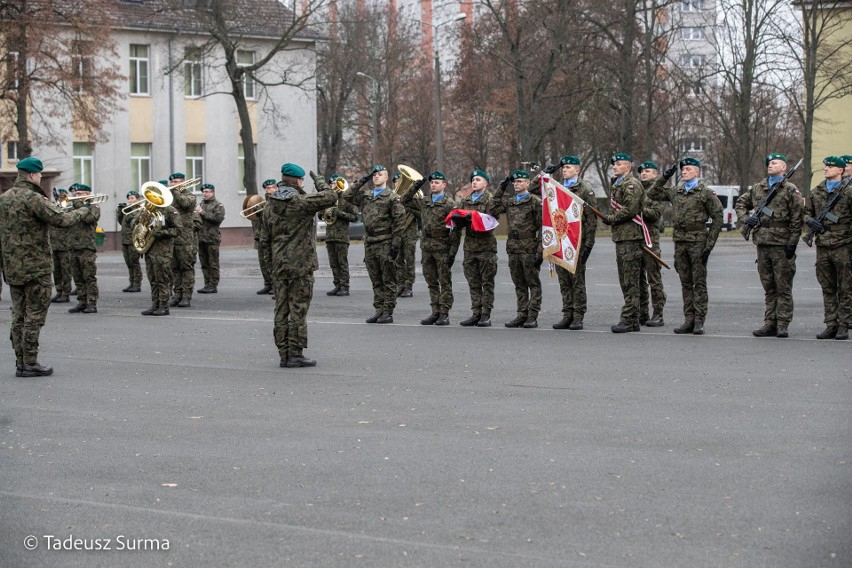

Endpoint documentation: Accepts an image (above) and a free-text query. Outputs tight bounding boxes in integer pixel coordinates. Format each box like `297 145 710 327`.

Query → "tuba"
394 165 424 198
321 177 349 226
131 181 175 254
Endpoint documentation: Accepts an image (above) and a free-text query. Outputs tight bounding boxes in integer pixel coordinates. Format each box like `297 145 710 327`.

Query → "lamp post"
418 13 467 172
355 71 379 165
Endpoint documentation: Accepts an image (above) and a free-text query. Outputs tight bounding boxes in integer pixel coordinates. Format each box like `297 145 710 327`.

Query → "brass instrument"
394 165 424 198
131 181 175 254
321 177 349 226
240 194 266 221
168 177 201 193
59 193 109 209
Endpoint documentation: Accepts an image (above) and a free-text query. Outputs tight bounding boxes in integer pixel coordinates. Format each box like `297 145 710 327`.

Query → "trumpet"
59 193 109 208
321 177 349 225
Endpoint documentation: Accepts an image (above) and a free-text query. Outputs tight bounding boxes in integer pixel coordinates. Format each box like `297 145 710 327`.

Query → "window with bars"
73 142 94 186
129 44 150 95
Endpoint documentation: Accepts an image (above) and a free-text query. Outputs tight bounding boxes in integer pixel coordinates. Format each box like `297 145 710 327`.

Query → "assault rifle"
741 158 803 241
802 176 852 247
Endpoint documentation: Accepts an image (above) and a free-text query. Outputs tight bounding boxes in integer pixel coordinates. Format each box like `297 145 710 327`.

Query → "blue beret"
262 178 278 188
560 155 581 166
169 172 186 181
765 153 788 166
428 171 446 181
511 170 530 180
680 157 700 168
370 165 387 174
126 190 140 198
823 156 846 169
470 169 490 182
16 156 44 173
610 153 633 164
638 161 659 172
280 163 306 178
201 183 215 190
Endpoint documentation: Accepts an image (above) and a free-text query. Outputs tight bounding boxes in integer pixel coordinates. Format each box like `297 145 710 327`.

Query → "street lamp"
355 71 379 165
418 12 466 172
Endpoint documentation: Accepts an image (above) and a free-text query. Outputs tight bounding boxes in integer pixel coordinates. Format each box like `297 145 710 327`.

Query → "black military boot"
568 318 584 330
366 313 382 324
552 315 573 330
459 314 480 327
835 324 848 340
68 303 86 313
639 312 650 325
52 293 70 303
141 306 157 316
434 313 450 326
645 313 664 327
152 306 170 316
504 314 527 328
336 286 350 296
197 286 216 294
82 304 98 314
122 284 136 292
286 352 317 368
399 285 413 298
692 319 705 335
169 296 182 307
475 314 492 327
376 313 394 324
177 297 191 307
752 323 777 337
21 362 54 377
673 320 695 334
421 312 440 325
522 315 538 329
776 324 789 338
257 285 272 295
611 321 635 333
128 285 142 292
326 285 340 296
816 326 837 339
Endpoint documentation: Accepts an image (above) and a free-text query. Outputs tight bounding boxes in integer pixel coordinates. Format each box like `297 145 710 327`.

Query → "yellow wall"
130 97 153 141
185 99 206 143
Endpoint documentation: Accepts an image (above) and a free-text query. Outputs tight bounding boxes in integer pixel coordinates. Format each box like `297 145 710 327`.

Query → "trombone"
168 177 201 193
59 193 109 209
240 195 266 220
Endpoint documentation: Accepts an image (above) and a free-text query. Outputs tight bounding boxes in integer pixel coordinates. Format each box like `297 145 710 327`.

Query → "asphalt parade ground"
1 237 849 567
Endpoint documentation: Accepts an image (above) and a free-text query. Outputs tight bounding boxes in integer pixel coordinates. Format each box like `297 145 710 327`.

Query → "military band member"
343 165 405 323
168 172 198 308
842 155 852 179
602 153 646 333
196 183 225 294
66 183 101 314
142 202 182 316
401 171 455 325
636 161 667 327
254 179 278 295
49 187 74 303
0 157 89 376
394 171 419 298
552 156 598 330
324 173 359 297
804 156 851 340
735 153 804 338
117 190 143 293
259 164 337 367
449 169 504 327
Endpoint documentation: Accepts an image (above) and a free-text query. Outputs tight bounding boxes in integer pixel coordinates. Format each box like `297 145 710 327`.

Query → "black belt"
466 229 493 237
675 224 707 232
366 228 391 237
424 228 450 238
509 230 538 240
760 220 790 228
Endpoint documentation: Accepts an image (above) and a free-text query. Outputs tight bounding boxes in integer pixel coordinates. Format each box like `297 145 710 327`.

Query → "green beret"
823 156 846 169
638 161 659 172
610 152 633 164
765 153 787 166
679 157 701 168
560 155 581 166
280 163 306 178
511 170 530 180
158 179 168 185
841 155 852 165
370 164 387 174
56 188 68 194
76 184 92 193
328 173 342 182
16 156 44 173
391 172 401 182
201 183 215 191
126 190 140 198
262 178 277 187
169 172 186 181
428 171 446 181
470 169 490 182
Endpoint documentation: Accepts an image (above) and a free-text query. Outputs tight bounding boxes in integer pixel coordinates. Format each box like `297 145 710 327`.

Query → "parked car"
708 185 739 231
316 212 365 242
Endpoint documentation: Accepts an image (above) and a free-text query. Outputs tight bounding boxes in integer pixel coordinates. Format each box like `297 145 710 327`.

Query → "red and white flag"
609 198 652 248
444 209 499 232
541 175 584 274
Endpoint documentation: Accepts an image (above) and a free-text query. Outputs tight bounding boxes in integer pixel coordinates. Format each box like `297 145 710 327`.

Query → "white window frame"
129 44 150 95
679 54 705 68
237 50 256 100
679 0 703 11
681 138 706 153
6 141 18 162
237 143 257 194
186 143 205 188
131 143 151 189
73 142 94 186
682 27 705 41
184 47 203 98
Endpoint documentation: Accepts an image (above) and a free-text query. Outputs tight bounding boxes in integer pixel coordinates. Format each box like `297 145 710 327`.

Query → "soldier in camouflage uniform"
253 179 278 295
602 153 646 333
647 158 722 335
449 169 505 327
636 162 667 327
736 153 804 338
842 155 852 180
804 156 852 340
66 183 101 314
117 190 143 293
195 183 225 294
49 188 74 303
401 171 455 326
168 172 198 308
343 165 405 323
0 157 88 377
141 202 182 316
393 172 419 298
550 156 598 330
259 164 337 367
324 173 359 297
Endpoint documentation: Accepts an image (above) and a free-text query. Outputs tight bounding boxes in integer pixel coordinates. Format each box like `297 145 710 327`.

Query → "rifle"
741 158 803 241
802 176 852 247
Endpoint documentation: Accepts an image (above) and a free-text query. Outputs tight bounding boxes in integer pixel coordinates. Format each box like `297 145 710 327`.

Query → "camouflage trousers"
815 243 852 325
462 251 498 316
257 240 272 288
673 241 709 321
122 244 143 286
198 242 220 287
396 234 418 288
422 248 453 314
508 253 542 317
757 245 796 325
52 249 73 295
9 275 52 366
639 241 666 317
556 261 589 319
273 274 314 358
364 241 398 315
326 242 351 288
69 249 99 305
146 251 174 308
615 240 644 325
172 244 197 299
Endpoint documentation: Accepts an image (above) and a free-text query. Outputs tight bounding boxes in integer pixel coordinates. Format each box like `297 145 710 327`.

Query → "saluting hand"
662 164 677 181
543 163 559 175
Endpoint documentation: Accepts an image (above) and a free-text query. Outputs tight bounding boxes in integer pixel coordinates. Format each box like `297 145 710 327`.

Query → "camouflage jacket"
566 179 598 251
503 192 542 255
343 186 404 247
640 180 667 244
171 189 197 246
325 194 359 244
251 195 271 243
653 180 722 246
0 178 88 285
450 190 505 256
735 179 803 246
146 206 182 259
196 197 225 244
608 174 645 242
65 203 101 250
49 224 72 251
401 188 456 253
259 178 337 279
117 205 141 246
805 181 852 248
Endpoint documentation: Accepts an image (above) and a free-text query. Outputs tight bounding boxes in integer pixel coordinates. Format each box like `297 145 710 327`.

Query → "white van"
708 185 739 231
